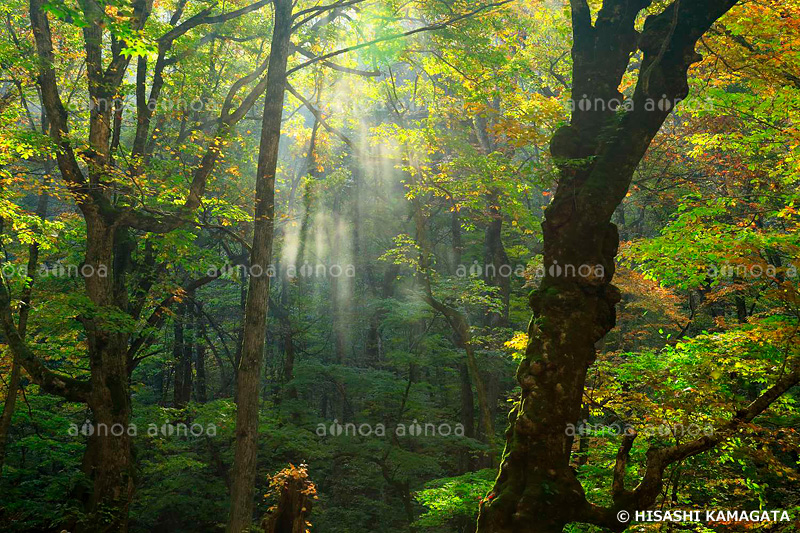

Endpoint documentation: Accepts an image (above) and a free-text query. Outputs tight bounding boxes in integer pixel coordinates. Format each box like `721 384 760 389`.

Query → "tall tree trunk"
458 360 476 472
182 289 195 404
277 220 297 399
173 299 189 408
196 309 208 403
366 262 399 363
282 323 296 398
411 199 495 450
233 276 247 401
477 2 742 532
22 0 266 527
484 192 511 328
79 219 135 533
0 351 22 475
270 274 297 400
227 1 292 530
451 210 476 471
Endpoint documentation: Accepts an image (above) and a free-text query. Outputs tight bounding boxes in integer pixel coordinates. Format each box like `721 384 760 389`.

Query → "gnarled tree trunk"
78 218 135 533
478 2 744 532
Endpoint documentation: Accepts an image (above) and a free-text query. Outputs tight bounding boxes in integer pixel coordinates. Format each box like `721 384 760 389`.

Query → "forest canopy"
0 0 798 532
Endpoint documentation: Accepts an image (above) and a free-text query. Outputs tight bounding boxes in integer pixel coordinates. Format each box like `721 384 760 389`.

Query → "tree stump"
261 464 316 533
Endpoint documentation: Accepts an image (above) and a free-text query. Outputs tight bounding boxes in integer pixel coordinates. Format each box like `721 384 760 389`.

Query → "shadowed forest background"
0 0 799 532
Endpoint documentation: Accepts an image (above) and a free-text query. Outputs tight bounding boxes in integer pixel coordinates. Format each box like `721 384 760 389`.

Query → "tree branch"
0 276 90 403
580 362 800 530
159 0 272 44
286 84 356 150
286 1 513 76
127 267 241 370
290 44 381 77
28 0 86 188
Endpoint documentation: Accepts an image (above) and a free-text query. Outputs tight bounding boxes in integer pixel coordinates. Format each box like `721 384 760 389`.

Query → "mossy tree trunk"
478 2 750 532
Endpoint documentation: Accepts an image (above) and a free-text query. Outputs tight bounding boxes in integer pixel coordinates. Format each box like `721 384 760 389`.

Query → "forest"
0 0 798 531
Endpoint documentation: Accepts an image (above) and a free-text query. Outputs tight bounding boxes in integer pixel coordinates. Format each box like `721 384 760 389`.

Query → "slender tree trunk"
227 1 292 530
329 217 348 365
196 318 208 404
0 359 21 474
277 253 297 399
182 289 195 404
463 338 494 449
458 360 476 472
366 263 399 362
282 325 296 397
484 192 511 327
459 362 476 439
233 276 247 401
450 210 476 471
173 300 188 408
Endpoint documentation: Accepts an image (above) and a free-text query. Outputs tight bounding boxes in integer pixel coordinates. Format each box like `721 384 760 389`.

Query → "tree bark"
0 350 21 475
458 360 476 472
171 286 195 408
484 192 511 327
196 307 208 403
173 300 189 408
227 1 292 530
78 218 135 533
